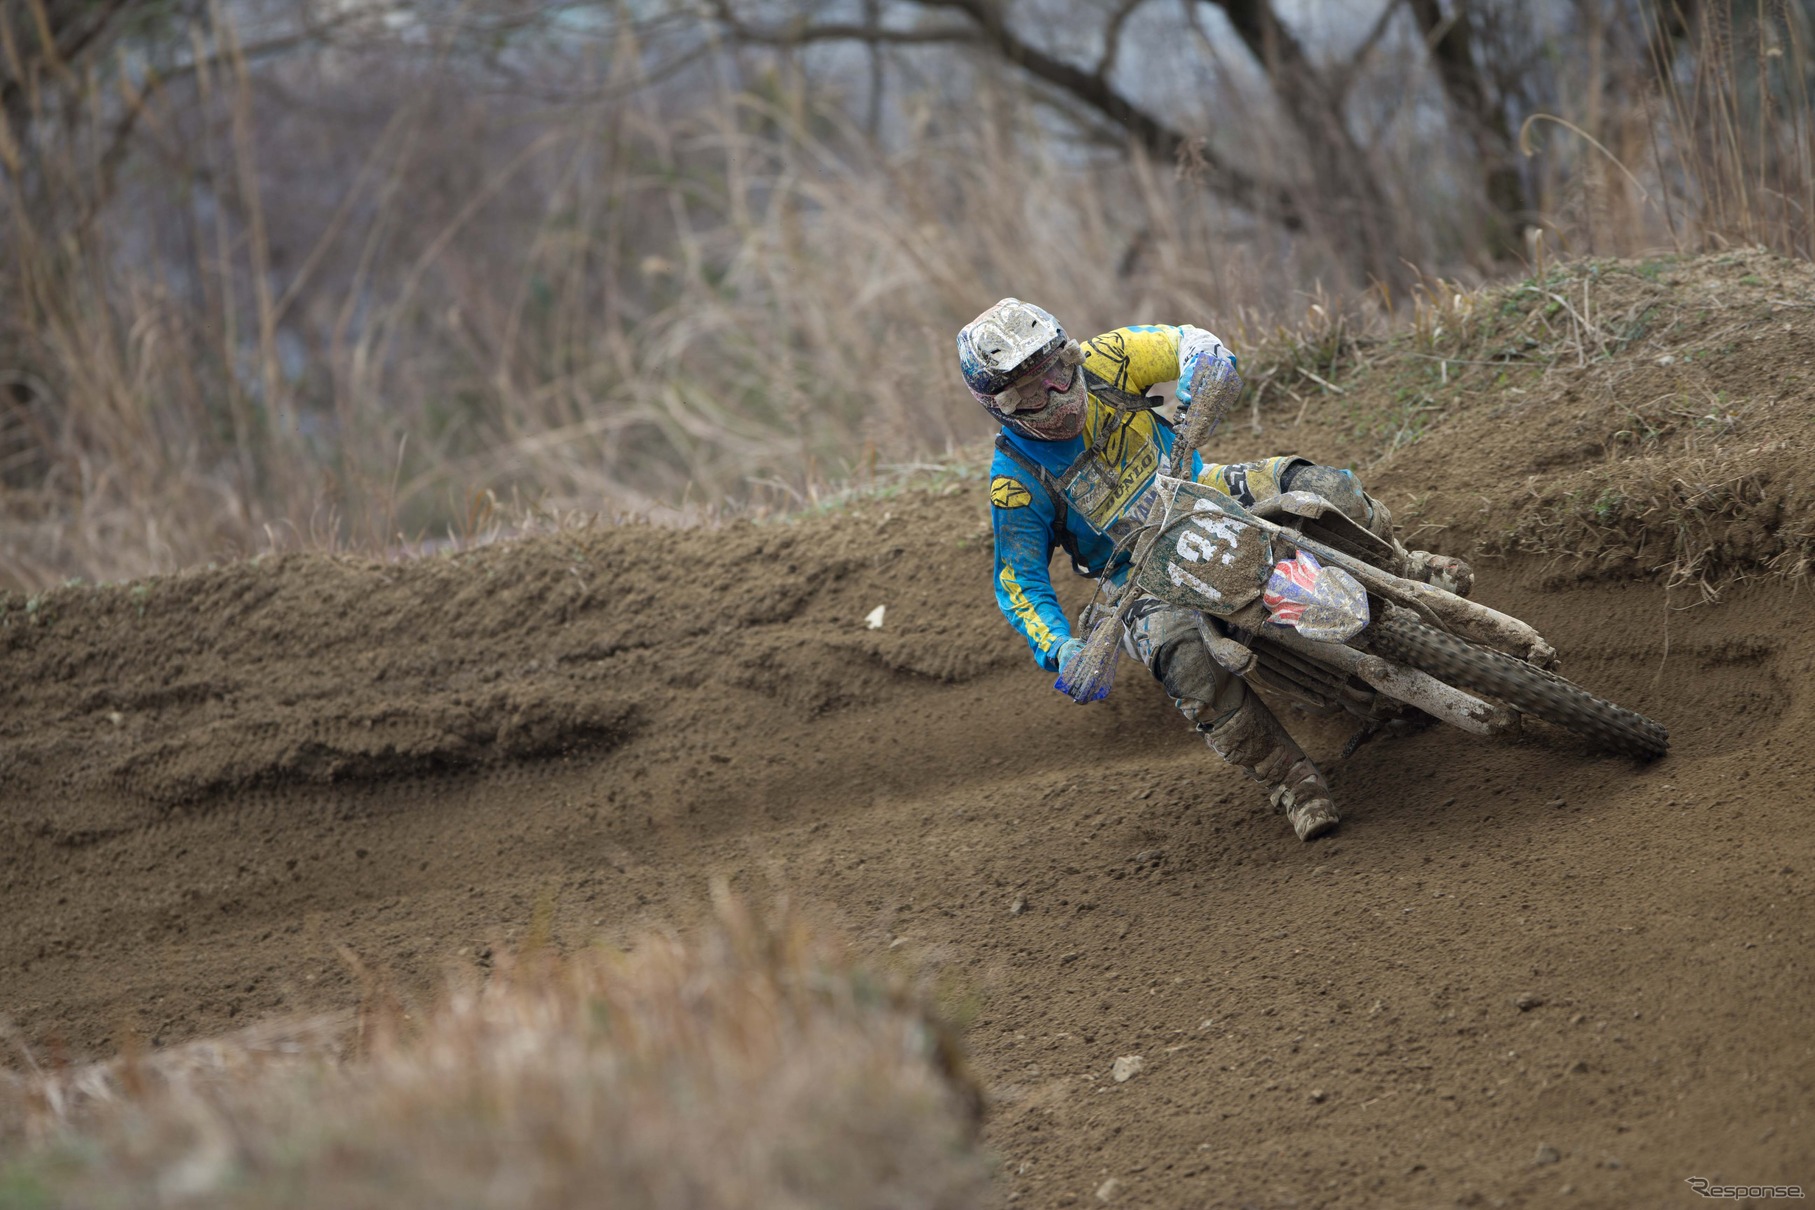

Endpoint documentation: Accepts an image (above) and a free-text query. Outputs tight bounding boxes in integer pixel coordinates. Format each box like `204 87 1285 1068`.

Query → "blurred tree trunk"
0 0 133 123
1645 0 1702 69
1201 0 1409 289
1 0 201 216
706 0 1309 229
1405 0 1529 262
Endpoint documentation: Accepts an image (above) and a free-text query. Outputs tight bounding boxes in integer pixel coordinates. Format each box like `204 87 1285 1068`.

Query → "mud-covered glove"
1175 327 1242 450
1177 348 1240 415
1053 634 1115 703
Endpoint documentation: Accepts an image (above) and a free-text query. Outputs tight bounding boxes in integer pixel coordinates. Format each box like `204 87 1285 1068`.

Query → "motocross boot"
1401 548 1475 598
1125 598 1338 840
1357 490 1476 598
1282 465 1476 600
1197 684 1340 841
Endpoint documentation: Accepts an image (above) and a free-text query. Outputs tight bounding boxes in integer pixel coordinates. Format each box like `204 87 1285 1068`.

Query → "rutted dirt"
3 255 1813 1207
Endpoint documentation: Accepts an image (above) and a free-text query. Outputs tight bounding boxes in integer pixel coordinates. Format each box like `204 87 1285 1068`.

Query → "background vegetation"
1 0 1810 587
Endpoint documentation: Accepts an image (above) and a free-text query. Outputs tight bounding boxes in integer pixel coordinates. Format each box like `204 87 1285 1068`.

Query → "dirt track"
3 256 1813 1207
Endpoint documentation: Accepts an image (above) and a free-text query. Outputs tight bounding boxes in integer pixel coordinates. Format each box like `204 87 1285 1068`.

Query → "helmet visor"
992 344 1081 415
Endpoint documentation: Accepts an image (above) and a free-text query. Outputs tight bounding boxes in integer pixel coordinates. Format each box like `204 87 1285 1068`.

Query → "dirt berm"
3 252 1812 1206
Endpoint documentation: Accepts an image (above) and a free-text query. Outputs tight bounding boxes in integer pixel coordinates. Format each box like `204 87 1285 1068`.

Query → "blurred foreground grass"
0 890 988 1209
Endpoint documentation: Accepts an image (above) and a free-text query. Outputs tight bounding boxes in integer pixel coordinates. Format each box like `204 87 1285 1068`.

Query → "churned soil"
3 253 1811 1207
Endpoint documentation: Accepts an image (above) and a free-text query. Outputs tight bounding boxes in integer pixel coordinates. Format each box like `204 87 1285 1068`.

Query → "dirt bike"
1064 475 1670 760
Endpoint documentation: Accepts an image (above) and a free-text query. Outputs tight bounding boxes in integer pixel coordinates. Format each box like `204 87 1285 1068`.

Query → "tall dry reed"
0 1 1809 589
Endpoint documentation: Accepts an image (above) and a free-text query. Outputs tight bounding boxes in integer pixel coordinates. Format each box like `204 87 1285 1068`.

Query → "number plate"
1131 479 1273 616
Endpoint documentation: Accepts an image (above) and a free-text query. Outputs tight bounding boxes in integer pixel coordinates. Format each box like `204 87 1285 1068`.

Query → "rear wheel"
1365 611 1669 760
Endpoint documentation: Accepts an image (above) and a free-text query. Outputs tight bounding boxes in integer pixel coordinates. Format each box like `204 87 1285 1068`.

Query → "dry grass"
0 889 988 1208
1440 251 1813 603
1490 362 1815 602
2 3 1811 591
1247 247 1815 599
0 9 1294 589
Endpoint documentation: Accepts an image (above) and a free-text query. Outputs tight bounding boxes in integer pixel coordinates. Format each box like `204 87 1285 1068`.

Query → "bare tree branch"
2 0 138 122
1329 0 1406 103
913 0 1179 154
706 0 1304 230
702 0 975 47
1199 0 1405 284
1406 0 1528 259
42 0 134 73
1644 0 1701 75
864 0 885 137
1095 0 1148 78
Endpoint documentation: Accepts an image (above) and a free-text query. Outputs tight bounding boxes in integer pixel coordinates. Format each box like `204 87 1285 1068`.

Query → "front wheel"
1365 612 1669 760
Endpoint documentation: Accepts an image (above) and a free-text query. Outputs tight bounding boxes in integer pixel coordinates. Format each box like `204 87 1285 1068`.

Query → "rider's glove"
1175 328 1242 451
1176 346 1240 418
1053 635 1114 703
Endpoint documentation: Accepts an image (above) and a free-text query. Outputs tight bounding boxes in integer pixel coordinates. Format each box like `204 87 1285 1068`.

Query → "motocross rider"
959 298 1471 842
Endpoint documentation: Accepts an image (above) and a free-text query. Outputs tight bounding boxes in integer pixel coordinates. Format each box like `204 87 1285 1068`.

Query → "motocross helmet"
957 298 1088 441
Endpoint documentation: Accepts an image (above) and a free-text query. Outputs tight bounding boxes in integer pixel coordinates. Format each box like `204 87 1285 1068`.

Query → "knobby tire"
1366 612 1669 760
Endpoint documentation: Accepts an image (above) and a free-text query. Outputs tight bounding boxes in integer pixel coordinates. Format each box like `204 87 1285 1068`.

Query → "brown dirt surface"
3 252 1812 1207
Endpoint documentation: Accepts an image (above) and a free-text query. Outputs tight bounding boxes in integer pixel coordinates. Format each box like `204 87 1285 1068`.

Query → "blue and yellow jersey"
989 325 1305 669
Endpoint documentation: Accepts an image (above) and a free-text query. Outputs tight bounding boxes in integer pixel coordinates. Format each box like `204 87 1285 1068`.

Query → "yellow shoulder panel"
1197 463 1237 496
1243 456 1298 502
1081 326 1183 396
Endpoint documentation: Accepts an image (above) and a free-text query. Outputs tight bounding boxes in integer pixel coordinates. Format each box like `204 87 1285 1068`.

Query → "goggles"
992 341 1083 414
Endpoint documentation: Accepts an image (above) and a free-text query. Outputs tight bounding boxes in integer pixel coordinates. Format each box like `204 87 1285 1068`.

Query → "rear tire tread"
1366 612 1669 760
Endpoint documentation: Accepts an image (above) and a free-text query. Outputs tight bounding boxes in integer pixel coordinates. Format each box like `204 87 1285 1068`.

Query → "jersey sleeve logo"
991 475 1033 509
1082 330 1133 392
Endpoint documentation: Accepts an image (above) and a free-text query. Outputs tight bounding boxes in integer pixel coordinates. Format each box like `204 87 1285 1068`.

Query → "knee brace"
1122 597 1230 706
1281 463 1394 541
